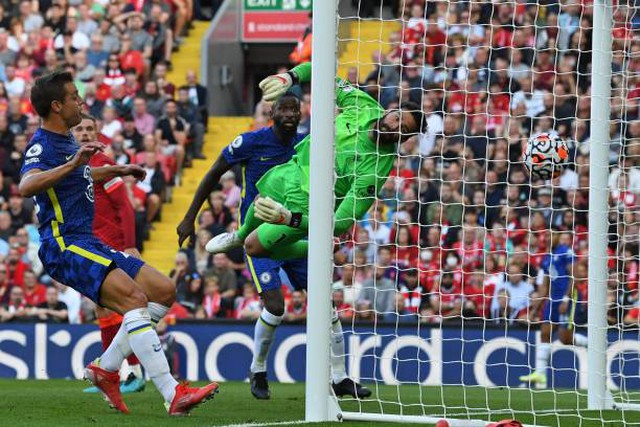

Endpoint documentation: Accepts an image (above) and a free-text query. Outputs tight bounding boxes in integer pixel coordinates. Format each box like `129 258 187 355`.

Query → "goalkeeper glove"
254 196 302 227
258 72 296 102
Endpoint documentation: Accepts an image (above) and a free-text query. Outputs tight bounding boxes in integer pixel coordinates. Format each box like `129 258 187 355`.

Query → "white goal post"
305 0 639 425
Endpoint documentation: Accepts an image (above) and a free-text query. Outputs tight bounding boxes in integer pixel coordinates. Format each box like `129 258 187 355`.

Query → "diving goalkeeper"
206 62 424 258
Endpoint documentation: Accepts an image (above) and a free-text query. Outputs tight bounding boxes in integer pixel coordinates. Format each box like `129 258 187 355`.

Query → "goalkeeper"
206 61 424 258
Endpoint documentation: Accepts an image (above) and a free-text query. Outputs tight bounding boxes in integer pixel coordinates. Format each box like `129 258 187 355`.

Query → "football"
522 132 570 180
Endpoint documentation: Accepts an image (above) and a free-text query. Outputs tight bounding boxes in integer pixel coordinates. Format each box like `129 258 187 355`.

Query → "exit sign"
244 0 311 11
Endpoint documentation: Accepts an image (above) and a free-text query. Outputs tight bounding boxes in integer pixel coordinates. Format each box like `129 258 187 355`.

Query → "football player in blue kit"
177 93 370 400
519 231 588 388
19 70 218 415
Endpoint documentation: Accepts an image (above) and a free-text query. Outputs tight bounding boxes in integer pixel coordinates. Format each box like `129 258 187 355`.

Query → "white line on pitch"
217 421 308 427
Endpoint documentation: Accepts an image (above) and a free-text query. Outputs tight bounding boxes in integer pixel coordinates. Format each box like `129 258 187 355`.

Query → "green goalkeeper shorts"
255 161 309 250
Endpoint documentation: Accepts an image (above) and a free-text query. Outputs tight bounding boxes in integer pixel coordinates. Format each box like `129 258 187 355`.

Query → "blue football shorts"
39 235 144 304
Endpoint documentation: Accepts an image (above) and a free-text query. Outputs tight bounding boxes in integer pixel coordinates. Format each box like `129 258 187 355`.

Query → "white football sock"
148 302 170 324
100 324 130 372
123 308 177 402
250 309 283 373
574 333 588 347
536 343 551 376
98 302 171 372
331 309 348 383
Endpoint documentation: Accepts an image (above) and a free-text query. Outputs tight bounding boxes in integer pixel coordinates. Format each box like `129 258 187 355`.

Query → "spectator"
22 269 46 306
235 283 261 320
196 275 222 319
206 253 238 316
155 99 187 168
357 266 396 320
284 290 307 323
0 285 30 322
333 289 354 321
398 268 428 314
0 264 10 304
170 251 202 314
132 96 156 136
430 272 463 321
156 319 179 378
33 287 68 323
54 280 82 324
185 70 208 130
289 12 312 65
491 263 536 322
176 85 205 159
193 228 213 275
14 227 41 276
332 264 362 309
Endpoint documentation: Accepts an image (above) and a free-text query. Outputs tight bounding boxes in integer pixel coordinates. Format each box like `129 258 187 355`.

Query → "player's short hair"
273 91 301 108
80 113 96 124
31 69 75 119
400 101 426 134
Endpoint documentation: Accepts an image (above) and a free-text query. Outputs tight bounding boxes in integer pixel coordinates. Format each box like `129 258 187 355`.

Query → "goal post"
587 0 613 412
305 0 338 422
305 0 640 425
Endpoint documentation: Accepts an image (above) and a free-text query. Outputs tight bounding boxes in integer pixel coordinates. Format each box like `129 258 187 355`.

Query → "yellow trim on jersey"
241 165 246 199
246 255 262 293
51 221 66 251
46 188 64 222
68 245 111 266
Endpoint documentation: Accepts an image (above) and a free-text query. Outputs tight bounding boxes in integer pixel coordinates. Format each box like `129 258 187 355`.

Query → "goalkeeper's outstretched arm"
177 153 232 247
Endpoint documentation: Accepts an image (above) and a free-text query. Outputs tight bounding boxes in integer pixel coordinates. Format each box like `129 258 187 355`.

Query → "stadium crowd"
0 0 210 323
1 0 640 328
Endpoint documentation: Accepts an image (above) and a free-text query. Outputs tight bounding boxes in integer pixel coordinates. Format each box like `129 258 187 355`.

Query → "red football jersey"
89 153 136 251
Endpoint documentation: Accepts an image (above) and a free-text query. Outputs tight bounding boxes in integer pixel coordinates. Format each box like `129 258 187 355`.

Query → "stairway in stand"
141 21 252 274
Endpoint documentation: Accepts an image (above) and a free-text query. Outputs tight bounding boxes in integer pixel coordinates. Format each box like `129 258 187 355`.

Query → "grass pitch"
1 379 640 426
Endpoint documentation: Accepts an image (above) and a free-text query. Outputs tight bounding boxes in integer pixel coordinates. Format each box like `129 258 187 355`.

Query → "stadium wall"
1 323 639 390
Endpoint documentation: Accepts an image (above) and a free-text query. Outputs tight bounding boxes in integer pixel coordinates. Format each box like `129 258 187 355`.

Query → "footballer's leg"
284 259 371 399
247 257 286 400
520 302 552 388
85 246 217 415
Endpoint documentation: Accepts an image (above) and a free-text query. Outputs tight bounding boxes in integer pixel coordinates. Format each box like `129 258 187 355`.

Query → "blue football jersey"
541 244 575 299
222 126 305 222
20 128 95 241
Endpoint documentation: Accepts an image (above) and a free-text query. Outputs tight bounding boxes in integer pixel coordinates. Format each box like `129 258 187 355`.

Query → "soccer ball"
522 132 570 180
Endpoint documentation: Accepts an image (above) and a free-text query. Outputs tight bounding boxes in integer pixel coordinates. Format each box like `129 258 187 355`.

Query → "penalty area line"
217 421 308 427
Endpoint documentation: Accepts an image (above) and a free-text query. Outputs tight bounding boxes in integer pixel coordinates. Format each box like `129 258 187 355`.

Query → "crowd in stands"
0 0 210 323
2 0 640 328
173 0 639 327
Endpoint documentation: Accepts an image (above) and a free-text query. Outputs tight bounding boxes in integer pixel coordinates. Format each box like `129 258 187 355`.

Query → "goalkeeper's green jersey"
287 62 394 234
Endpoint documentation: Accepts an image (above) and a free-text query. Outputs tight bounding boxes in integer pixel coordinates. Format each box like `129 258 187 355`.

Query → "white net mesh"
330 0 640 425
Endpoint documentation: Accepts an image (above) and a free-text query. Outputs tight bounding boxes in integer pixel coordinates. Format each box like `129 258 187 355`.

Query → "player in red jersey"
73 114 145 394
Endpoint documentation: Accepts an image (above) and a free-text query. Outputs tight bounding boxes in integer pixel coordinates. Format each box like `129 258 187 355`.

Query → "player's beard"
274 116 298 134
373 119 399 145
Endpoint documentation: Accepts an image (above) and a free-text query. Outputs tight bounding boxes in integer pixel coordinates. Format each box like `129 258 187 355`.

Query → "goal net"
314 0 640 425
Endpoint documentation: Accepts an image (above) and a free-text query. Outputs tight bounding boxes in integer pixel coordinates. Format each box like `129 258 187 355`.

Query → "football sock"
148 302 170 325
122 308 177 402
574 333 588 347
100 302 171 372
535 343 551 376
331 309 348 383
251 308 283 373
100 324 130 372
238 204 264 241
269 241 308 260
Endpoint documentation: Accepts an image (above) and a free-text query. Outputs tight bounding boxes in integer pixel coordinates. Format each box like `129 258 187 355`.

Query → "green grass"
1 380 640 426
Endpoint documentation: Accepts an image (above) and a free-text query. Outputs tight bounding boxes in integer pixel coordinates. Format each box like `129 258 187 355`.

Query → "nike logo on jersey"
260 156 272 161
65 154 74 161
153 343 162 352
346 123 352 134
